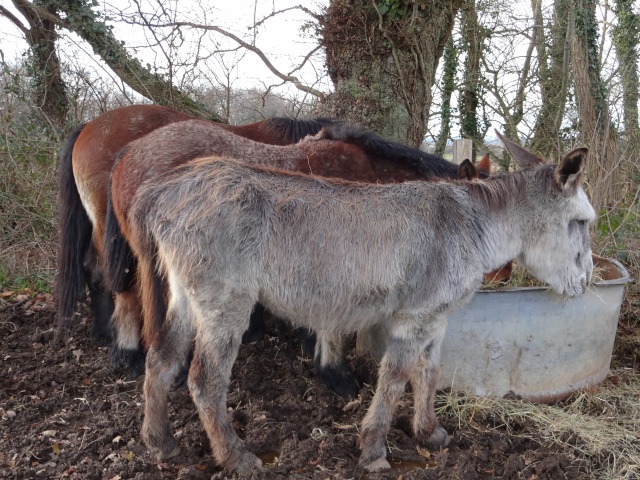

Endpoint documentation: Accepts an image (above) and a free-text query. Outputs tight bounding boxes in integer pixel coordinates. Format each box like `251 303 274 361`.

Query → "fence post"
452 138 473 165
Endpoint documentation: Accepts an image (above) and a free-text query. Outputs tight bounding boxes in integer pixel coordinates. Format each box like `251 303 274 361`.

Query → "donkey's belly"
259 290 394 333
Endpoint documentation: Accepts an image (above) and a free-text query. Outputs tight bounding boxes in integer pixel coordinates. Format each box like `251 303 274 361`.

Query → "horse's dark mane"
263 117 342 143
320 123 467 181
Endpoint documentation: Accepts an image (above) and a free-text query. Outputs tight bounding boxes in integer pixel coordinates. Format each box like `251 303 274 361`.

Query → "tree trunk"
570 0 620 209
10 0 221 121
12 0 69 129
612 0 640 153
529 0 571 159
435 37 457 157
459 0 484 161
320 0 462 147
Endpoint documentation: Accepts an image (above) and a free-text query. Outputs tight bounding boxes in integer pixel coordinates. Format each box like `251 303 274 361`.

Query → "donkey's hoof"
232 451 263 474
415 425 450 450
359 456 391 473
148 440 180 461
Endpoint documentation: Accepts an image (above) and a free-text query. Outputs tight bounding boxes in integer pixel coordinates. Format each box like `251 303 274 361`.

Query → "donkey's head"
497 132 595 297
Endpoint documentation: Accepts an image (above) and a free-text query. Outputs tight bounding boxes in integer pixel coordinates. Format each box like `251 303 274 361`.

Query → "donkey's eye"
570 219 587 230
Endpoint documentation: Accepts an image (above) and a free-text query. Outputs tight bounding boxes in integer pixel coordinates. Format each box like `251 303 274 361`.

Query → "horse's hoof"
314 360 360 398
415 424 450 450
110 346 145 377
90 328 112 347
359 456 391 472
294 328 316 357
242 304 267 343
241 328 265 344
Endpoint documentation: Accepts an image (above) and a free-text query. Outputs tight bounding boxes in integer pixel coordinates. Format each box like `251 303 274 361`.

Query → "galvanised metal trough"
437 255 632 402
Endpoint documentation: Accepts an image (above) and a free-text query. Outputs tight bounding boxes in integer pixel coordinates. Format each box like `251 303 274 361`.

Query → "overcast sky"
0 1 330 95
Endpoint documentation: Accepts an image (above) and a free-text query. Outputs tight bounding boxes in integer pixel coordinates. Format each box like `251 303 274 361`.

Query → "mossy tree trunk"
10 0 69 130
529 0 571 159
570 0 619 209
612 0 640 154
435 37 457 157
320 0 462 147
6 0 221 122
458 0 488 161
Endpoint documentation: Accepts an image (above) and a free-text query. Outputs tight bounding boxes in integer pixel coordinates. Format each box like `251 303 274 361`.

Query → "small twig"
0 298 29 313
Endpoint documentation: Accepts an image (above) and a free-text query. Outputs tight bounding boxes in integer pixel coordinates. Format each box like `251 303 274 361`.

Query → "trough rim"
477 256 631 294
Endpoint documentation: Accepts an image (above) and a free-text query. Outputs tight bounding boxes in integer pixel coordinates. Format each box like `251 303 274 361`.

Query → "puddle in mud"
388 457 437 471
257 449 280 466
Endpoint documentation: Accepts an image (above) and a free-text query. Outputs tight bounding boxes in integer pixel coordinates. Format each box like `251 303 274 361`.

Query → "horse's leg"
358 317 435 472
141 288 194 461
189 291 262 473
83 243 114 346
295 328 316 357
109 287 145 377
314 330 359 397
241 302 266 343
409 322 449 449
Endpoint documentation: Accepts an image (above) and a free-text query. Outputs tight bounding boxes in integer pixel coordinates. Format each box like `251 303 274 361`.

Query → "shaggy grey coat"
130 148 594 473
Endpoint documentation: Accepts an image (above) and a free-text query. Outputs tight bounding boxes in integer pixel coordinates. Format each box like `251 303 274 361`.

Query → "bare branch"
0 4 30 36
252 5 322 29
151 20 327 99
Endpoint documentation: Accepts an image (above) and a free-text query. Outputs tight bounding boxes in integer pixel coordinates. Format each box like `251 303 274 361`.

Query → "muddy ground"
1 294 586 479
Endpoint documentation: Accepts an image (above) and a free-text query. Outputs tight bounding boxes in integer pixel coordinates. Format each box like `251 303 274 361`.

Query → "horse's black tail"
103 193 137 294
56 124 91 337
321 123 461 180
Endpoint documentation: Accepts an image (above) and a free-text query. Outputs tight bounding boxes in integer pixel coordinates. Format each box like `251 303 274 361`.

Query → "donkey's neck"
464 174 528 274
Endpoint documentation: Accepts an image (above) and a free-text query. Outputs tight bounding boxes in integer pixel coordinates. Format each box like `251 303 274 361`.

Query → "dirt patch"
0 296 585 479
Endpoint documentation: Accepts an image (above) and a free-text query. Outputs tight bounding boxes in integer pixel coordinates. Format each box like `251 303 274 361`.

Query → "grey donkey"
124 136 594 473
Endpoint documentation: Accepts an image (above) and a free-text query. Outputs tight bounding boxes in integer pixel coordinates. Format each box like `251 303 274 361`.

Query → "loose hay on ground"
436 367 640 479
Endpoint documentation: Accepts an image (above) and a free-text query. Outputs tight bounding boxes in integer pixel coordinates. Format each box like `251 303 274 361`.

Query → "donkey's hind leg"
141 291 193 461
409 319 449 449
189 292 262 474
109 287 145 377
314 330 359 398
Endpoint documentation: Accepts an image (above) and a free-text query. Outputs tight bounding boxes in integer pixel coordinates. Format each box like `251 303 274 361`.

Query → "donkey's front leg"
410 318 449 449
358 329 426 472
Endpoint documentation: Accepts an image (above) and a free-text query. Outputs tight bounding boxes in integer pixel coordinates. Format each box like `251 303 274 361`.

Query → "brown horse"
102 119 493 396
57 104 341 345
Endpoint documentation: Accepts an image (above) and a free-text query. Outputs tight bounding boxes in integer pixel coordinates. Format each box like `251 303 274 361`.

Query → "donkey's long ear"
555 147 588 193
495 130 545 169
458 159 477 180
